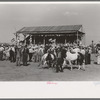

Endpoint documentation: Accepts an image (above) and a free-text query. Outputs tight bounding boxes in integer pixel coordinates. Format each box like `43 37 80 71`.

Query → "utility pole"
92 40 94 54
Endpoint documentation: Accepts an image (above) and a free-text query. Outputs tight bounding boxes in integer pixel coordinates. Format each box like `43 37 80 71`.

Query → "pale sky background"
0 3 100 45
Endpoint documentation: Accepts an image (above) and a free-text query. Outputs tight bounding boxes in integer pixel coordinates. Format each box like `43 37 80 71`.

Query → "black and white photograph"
0 2 100 81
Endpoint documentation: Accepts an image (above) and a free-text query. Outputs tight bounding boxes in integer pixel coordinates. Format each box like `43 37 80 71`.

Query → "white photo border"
0 1 100 98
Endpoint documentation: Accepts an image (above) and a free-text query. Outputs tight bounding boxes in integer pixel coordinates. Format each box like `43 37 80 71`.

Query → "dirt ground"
0 54 100 81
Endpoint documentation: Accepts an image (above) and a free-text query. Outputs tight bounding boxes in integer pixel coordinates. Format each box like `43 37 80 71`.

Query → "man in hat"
56 47 64 72
22 45 29 66
15 45 22 66
0 44 4 60
28 45 34 62
9 45 15 62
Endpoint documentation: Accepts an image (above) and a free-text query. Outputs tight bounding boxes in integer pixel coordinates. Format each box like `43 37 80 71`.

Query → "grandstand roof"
16 25 84 34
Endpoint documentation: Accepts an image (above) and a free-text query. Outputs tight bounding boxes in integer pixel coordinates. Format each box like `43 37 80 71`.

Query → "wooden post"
23 34 26 45
92 40 94 53
43 35 45 45
55 38 56 44
77 31 78 46
65 39 66 44
33 35 35 45
84 34 86 46
65 35 67 44
30 35 32 44
55 35 56 44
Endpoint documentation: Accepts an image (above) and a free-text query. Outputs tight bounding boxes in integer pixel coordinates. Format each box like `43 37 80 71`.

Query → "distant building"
16 25 85 45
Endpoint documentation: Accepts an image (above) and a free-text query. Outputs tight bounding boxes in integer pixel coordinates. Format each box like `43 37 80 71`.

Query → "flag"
11 38 15 43
26 35 29 38
49 38 52 42
13 32 18 36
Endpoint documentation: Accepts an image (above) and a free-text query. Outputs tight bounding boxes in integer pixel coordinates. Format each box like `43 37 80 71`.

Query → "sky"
0 2 100 45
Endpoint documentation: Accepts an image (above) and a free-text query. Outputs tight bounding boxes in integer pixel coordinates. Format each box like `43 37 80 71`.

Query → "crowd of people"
0 41 100 68
0 42 44 66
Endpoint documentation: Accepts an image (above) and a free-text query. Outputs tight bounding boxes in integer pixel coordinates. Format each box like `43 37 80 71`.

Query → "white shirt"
0 47 4 51
98 50 100 54
29 48 34 53
11 47 15 52
73 48 80 53
80 49 85 55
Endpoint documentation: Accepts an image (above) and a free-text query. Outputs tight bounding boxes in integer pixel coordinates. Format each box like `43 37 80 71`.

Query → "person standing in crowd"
44 44 49 53
80 47 85 55
28 46 34 62
46 48 53 68
85 47 88 65
3 46 10 61
13 45 16 62
10 45 16 62
56 47 64 72
96 41 100 53
97 48 100 64
15 45 22 66
61 46 66 59
9 47 15 62
33 47 38 62
22 45 29 66
0 44 4 61
88 47 92 64
37 46 44 62
80 46 85 64
85 47 91 65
